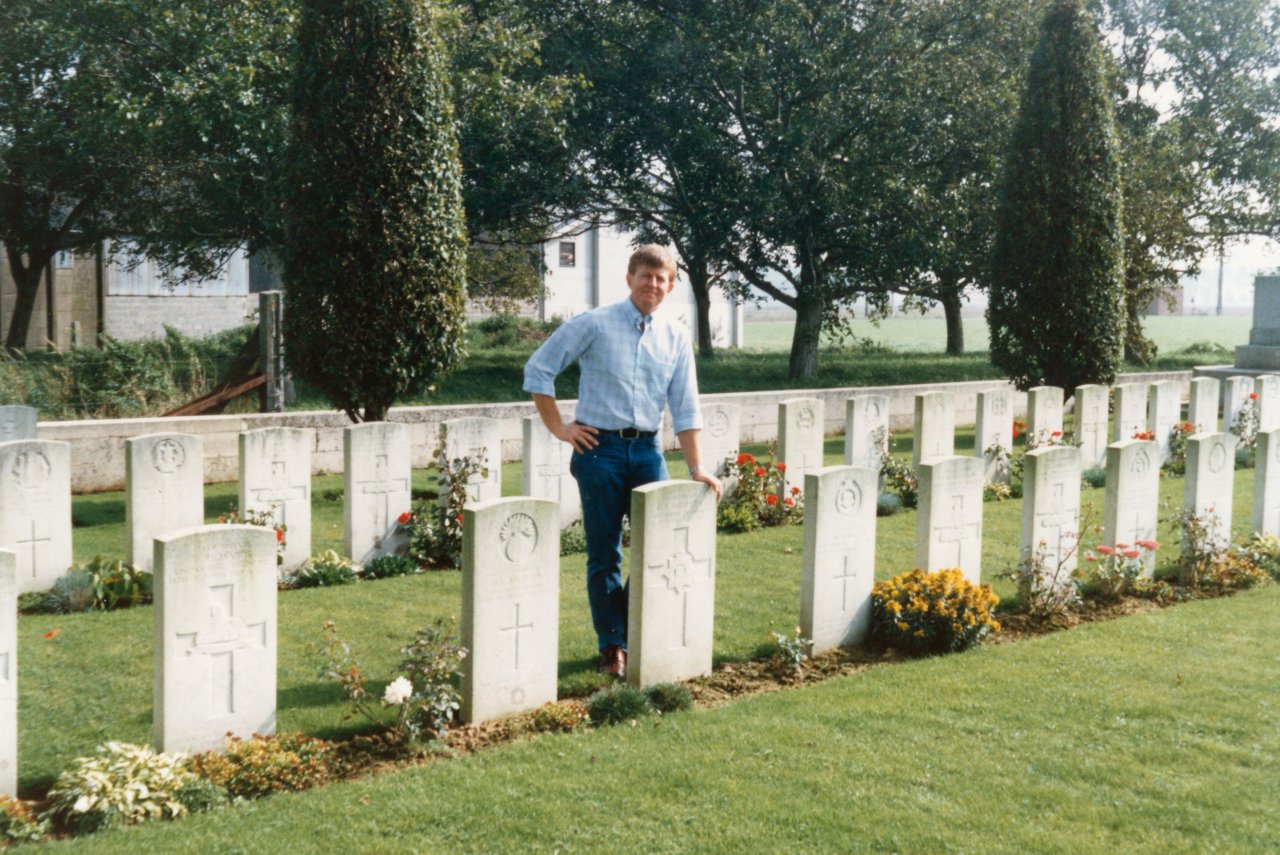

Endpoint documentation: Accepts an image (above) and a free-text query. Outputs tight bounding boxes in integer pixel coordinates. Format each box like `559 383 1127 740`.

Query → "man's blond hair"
627 244 678 277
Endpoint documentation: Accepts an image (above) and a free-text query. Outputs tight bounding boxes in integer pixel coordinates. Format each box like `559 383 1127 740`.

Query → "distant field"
744 314 1251 354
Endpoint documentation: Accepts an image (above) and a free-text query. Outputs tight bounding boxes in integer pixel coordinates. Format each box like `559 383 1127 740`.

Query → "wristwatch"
689 465 702 477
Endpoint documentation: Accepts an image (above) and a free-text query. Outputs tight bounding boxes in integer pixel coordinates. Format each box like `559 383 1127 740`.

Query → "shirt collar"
620 298 654 330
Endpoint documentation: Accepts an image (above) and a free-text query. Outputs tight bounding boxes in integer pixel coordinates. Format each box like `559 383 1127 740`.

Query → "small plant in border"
1002 535 1082 621
767 626 811 680
400 424 488 569
870 569 1000 654
716 450 802 532
219 503 286 565
1229 391 1259 452
289 550 358 588
191 733 337 800
586 683 653 725
879 440 918 509
0 797 48 844
1163 421 1194 476
1080 539 1159 600
43 742 196 834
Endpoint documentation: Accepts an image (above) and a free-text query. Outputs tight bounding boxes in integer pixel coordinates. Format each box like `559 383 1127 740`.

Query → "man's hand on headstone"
691 470 723 503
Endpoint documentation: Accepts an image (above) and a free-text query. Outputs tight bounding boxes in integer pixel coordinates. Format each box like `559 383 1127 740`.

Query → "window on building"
55 250 74 269
559 241 576 268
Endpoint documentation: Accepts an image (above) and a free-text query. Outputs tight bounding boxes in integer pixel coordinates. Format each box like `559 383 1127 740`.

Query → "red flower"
1051 431 1062 437
1123 549 1141 559
790 486 801 496
766 494 779 506
1250 392 1259 400
456 514 463 524
275 528 284 543
397 511 412 525
1135 539 1160 550
1085 555 1098 563
784 497 794 507
736 453 755 466
1096 545 1116 556
217 516 227 524
1115 542 1130 549
776 463 787 472
43 629 60 640
754 467 766 477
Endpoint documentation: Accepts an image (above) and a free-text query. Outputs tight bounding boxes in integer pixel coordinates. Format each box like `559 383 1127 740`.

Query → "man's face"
626 264 676 316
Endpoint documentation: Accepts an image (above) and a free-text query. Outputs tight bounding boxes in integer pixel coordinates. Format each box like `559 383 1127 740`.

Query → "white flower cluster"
383 676 413 705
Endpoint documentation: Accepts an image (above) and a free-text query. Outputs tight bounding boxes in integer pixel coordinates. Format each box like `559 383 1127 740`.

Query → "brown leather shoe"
599 645 626 678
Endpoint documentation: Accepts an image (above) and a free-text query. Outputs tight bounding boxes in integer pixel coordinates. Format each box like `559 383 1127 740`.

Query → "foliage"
191 733 337 800
1196 550 1271 596
43 742 195 833
645 683 694 715
361 554 420 581
716 452 802 532
1081 467 1107 489
0 797 48 844
529 701 590 734
283 0 467 422
871 569 1001 654
219 504 286 565
289 551 358 589
1242 533 1280 581
1229 393 1260 451
401 425 490 570
988 0 1125 391
767 627 811 681
470 315 559 350
875 493 903 517
1080 540 1160 600
33 558 154 615
1005 537 1082 621
173 778 229 815
1163 421 1195 476
559 520 587 556
1173 509 1229 586
586 684 653 726
879 450 919 510
983 481 1014 502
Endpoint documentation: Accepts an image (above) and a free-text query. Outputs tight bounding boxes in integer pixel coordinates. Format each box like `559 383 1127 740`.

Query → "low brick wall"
37 370 1192 494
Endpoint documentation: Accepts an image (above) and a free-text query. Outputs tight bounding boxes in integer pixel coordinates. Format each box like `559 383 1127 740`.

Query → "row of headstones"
1 423 1278 795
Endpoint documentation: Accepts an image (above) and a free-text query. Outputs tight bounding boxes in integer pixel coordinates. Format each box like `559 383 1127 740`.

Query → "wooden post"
259 290 285 413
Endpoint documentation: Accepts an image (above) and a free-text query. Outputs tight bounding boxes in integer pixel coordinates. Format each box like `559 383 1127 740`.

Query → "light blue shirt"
523 299 703 433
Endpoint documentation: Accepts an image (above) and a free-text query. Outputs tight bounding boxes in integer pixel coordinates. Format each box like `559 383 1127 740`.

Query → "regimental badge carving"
992 394 1007 415
866 400 881 421
1208 441 1228 474
796 405 816 430
707 408 730 439
152 438 186 474
1130 448 1151 475
10 450 50 489
499 513 539 563
834 479 862 515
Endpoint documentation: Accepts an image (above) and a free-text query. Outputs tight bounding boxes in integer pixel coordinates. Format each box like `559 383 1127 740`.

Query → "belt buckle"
619 427 640 439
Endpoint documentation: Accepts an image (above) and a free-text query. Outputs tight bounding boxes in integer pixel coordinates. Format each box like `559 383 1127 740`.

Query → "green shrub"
48 570 97 614
875 493 902 517
174 778 229 814
767 628 811 680
529 701 590 733
191 733 338 800
645 683 694 714
716 452 802 532
560 520 587 555
17 590 59 614
43 742 196 833
0 797 48 844
1243 533 1280 580
290 551 358 588
586 684 653 726
361 554 419 580
871 569 1001 654
1081 467 1107 488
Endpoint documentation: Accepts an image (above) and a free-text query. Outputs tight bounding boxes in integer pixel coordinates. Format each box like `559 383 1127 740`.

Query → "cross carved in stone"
936 494 979 568
648 527 711 648
536 461 566 502
15 520 50 580
833 554 859 612
176 584 267 718
0 651 10 683
1036 482 1076 560
500 603 535 670
358 455 408 543
252 460 308 529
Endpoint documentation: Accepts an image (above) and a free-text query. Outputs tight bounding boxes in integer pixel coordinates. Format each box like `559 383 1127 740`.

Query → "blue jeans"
570 432 668 651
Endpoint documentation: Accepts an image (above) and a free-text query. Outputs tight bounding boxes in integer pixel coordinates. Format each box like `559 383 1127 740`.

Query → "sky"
1180 236 1279 313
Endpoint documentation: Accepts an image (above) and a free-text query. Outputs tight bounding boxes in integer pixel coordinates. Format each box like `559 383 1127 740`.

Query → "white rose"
383 676 413 705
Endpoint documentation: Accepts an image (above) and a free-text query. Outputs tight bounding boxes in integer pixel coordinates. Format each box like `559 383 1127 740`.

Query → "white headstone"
344 422 411 564
521 417 580 528
1021 446 1081 590
1184 433 1235 548
844 395 889 472
443 418 502 503
0 551 14 797
777 399 824 495
1113 383 1148 442
153 525 277 753
0 407 36 443
1256 375 1280 432
974 389 1013 482
0 440 72 594
912 391 955 468
1147 380 1182 464
126 434 204 573
1187 377 1220 434
916 456 984 583
1026 386 1064 441
1255 428 1280 537
1074 384 1110 469
800 466 877 654
1223 376 1255 432
627 481 717 687
460 497 559 724
700 402 741 478
1102 440 1160 577
239 428 313 572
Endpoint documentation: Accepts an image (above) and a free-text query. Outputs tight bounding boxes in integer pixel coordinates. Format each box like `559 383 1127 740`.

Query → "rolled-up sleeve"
666 335 703 433
523 314 593 396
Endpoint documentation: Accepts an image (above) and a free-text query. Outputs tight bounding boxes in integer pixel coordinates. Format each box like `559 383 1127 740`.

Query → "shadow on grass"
279 681 346 712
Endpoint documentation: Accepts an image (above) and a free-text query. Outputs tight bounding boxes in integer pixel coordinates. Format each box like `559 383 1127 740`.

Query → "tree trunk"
3 248 49 352
1122 282 1155 365
941 286 964 356
686 259 715 357
788 263 822 380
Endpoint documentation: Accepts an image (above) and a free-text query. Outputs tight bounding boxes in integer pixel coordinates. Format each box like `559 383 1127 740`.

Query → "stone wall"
103 294 257 341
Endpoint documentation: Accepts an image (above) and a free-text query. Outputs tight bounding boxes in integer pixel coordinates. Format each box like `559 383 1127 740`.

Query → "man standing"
523 244 722 678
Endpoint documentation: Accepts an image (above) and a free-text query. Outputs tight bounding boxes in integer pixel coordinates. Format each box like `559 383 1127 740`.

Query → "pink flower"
1096 545 1116 556
1115 543 1130 550
1135 539 1160 550
1123 549 1141 559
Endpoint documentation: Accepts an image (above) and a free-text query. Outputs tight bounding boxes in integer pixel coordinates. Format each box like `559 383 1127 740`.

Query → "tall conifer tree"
988 0 1124 391
284 0 467 422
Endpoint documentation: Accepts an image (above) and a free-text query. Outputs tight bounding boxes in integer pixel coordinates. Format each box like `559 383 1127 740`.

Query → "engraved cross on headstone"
648 527 710 648
1130 510 1153 544
537 462 565 502
176 584 266 717
1036 482 1076 557
937 494 979 566
358 455 408 543
15 520 50 580
0 650 10 683
500 603 534 670
833 554 858 611
252 460 308 529
0 417 15 442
